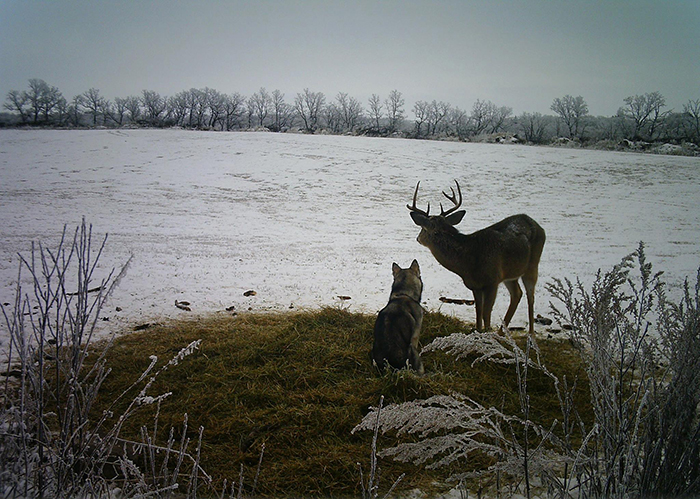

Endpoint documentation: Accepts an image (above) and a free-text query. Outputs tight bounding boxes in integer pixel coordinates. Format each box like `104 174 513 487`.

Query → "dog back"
372 260 424 374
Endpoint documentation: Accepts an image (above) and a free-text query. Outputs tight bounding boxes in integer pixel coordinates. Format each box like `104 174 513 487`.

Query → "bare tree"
205 88 226 129
488 105 513 134
168 91 189 126
99 99 114 126
426 100 451 137
223 92 246 131
110 97 128 126
18 79 64 124
168 87 223 129
4 89 29 123
683 98 700 144
25 78 49 123
294 88 325 133
468 99 513 136
66 95 84 127
270 89 291 132
345 93 364 132
368 94 383 131
590 115 622 141
194 88 213 128
448 107 470 140
324 102 342 133
52 95 69 126
659 111 687 143
517 112 550 144
412 101 429 138
551 95 589 140
123 95 142 123
141 90 166 126
82 88 106 126
470 99 496 136
619 91 669 141
335 92 363 133
385 90 405 134
192 88 208 127
39 84 64 123
248 87 271 127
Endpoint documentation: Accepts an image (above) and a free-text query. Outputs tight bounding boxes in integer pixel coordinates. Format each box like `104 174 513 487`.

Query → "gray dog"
372 260 424 374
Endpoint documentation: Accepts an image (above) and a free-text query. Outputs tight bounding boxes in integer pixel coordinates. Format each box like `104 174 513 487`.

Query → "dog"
372 259 424 374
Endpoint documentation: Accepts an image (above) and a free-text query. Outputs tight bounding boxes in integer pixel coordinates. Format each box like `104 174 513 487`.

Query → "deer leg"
472 288 484 331
522 275 537 335
503 279 523 328
482 285 499 331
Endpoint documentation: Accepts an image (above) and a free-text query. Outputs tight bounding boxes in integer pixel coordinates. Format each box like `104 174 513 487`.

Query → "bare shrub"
548 242 700 498
642 271 700 496
0 220 208 498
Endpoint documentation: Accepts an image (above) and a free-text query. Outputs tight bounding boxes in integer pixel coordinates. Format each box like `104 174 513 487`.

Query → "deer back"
469 214 543 282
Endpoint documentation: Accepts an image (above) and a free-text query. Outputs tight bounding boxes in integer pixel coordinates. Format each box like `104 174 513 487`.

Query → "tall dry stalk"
549 242 700 498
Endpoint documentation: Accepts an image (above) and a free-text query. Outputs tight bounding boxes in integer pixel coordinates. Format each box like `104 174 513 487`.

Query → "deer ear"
410 211 429 226
445 210 466 225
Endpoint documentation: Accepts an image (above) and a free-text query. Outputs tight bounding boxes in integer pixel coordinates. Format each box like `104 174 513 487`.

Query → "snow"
1 129 699 348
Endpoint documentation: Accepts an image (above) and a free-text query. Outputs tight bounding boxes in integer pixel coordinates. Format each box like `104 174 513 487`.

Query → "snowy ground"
1 129 700 348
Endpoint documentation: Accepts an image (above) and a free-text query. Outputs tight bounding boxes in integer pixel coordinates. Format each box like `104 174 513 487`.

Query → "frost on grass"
353 392 570 490
423 329 546 370
354 327 570 496
355 394 511 468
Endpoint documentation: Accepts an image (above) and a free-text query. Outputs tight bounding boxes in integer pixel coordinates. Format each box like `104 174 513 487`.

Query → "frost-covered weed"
549 243 700 498
424 330 526 367
355 396 405 499
356 243 700 499
354 331 571 499
0 221 207 498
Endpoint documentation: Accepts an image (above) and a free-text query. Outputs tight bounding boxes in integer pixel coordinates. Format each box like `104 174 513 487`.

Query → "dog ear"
392 262 401 276
410 259 420 275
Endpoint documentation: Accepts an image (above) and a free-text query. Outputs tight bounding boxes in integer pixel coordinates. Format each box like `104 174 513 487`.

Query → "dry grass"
92 308 591 497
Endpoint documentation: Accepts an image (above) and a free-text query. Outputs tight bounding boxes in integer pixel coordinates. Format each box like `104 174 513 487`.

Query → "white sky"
1 0 698 117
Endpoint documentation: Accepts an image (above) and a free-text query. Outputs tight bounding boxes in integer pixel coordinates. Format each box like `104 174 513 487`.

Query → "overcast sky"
1 0 698 117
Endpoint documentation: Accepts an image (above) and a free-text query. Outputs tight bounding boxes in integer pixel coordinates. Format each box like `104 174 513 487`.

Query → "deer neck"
423 229 476 276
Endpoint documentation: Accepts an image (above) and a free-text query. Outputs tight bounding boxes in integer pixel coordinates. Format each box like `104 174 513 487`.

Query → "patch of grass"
93 308 591 497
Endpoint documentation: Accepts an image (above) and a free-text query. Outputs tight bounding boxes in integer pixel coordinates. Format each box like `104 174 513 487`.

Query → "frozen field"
1 129 699 345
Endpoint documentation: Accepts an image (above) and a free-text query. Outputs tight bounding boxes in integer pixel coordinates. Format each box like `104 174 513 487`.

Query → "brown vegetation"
93 308 591 497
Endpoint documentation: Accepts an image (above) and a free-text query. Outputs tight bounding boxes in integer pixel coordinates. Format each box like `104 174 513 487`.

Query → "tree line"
4 78 700 147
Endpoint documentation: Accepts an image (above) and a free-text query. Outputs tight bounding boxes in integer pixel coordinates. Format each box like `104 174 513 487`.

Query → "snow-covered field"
1 129 699 346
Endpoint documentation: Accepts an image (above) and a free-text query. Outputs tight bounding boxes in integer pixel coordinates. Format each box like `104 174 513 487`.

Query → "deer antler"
440 180 463 216
407 181 430 216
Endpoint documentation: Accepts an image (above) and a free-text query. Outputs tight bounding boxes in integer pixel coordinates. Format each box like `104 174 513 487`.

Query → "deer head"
407 180 466 247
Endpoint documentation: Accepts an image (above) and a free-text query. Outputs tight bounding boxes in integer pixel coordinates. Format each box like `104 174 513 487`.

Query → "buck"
407 180 546 334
